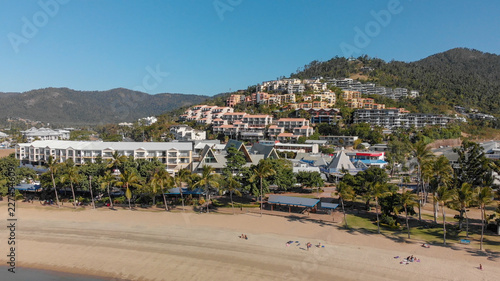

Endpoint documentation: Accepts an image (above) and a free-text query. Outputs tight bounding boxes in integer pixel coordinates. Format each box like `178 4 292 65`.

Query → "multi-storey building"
21 127 70 142
241 114 273 128
276 118 309 130
16 140 193 172
354 108 454 129
319 135 359 147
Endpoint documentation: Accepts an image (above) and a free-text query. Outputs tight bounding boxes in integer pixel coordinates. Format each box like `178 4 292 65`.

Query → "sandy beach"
1 202 499 281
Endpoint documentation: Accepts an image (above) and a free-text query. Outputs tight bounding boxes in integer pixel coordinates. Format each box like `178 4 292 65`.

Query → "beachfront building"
16 140 193 172
21 127 70 142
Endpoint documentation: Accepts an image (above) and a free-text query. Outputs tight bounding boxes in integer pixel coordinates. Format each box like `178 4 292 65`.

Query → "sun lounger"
460 239 470 245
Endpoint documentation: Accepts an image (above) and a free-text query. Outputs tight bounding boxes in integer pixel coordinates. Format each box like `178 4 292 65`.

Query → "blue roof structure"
15 183 42 191
268 195 320 208
320 202 339 209
166 187 204 195
359 159 387 165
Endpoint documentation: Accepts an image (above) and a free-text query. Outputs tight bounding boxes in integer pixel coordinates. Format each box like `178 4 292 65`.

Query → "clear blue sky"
1 0 499 96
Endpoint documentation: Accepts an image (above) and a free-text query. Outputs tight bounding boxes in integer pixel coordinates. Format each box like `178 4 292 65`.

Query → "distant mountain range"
291 48 500 115
0 88 209 126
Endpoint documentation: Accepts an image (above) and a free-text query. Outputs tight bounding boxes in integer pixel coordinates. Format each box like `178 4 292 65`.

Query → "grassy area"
421 213 459 223
345 213 500 251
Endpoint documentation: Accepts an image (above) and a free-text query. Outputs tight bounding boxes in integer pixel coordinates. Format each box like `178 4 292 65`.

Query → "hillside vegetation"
0 88 209 126
291 48 500 116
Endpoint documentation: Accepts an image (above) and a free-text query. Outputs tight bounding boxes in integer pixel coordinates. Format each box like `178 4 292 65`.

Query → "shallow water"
0 266 111 281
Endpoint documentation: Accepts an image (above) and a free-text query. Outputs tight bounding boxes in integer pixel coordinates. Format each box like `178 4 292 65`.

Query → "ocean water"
0 267 115 281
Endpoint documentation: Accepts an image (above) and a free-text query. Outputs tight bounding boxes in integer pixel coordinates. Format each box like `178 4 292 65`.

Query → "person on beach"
480 264 483 270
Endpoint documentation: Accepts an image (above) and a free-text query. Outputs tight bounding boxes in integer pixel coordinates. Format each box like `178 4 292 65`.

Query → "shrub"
113 196 126 204
381 214 399 229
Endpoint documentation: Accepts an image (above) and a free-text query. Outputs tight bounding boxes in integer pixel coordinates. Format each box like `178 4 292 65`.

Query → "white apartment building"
241 115 273 128
170 125 206 141
21 127 70 142
16 140 193 172
276 118 310 130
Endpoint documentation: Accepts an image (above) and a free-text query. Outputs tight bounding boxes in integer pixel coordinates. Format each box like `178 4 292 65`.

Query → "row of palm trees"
44 154 278 215
336 178 493 249
336 140 495 250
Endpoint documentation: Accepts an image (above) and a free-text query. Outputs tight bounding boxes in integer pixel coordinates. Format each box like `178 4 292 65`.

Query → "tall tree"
251 160 276 217
60 159 80 209
452 183 474 237
99 170 115 209
174 168 191 211
45 156 61 208
116 170 141 210
369 182 391 234
454 140 493 188
412 141 435 221
429 155 454 223
435 185 454 245
399 188 418 238
192 165 219 213
221 175 242 215
336 181 355 228
223 147 247 178
152 168 173 212
475 186 493 251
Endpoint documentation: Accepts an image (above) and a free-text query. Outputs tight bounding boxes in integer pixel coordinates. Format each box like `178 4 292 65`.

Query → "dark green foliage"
296 171 324 188
267 159 296 191
223 147 247 178
453 140 493 188
290 48 500 116
0 87 209 126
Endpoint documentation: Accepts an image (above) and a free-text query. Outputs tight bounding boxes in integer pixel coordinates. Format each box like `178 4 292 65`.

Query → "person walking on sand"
479 264 483 270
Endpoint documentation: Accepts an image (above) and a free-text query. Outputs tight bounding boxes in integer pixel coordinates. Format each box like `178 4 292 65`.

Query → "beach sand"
2 202 499 281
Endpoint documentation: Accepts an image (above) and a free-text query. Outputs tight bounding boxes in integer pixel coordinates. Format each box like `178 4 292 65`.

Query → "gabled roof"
225 139 253 162
249 143 279 159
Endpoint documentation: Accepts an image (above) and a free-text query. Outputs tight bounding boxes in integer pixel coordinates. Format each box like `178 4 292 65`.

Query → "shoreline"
1 203 499 280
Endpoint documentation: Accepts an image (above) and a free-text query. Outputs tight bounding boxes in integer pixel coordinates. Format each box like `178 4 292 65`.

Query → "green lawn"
344 213 500 251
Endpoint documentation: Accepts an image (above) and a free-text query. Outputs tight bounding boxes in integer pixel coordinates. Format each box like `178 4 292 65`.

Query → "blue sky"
1 0 499 96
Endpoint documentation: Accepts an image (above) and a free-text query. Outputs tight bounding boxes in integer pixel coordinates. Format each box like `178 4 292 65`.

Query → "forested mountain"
291 48 500 115
0 88 209 126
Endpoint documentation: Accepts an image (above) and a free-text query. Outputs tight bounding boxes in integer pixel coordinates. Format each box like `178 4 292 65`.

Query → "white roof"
18 140 192 151
0 132 8 138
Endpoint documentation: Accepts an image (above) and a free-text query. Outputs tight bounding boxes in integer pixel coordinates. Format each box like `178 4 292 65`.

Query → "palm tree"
174 168 191 211
251 160 276 217
412 141 435 221
475 186 493 251
430 155 454 223
152 168 173 211
99 170 115 209
435 185 454 245
116 170 141 210
453 183 473 237
60 160 80 209
221 175 242 214
46 156 61 208
399 188 418 238
106 151 127 174
335 181 355 228
369 182 391 234
192 165 219 213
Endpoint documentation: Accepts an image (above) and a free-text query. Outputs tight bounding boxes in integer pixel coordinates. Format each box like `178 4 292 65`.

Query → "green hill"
291 48 500 116
0 88 209 126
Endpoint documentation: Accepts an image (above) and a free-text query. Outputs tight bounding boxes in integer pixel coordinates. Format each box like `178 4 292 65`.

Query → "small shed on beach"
268 195 320 214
